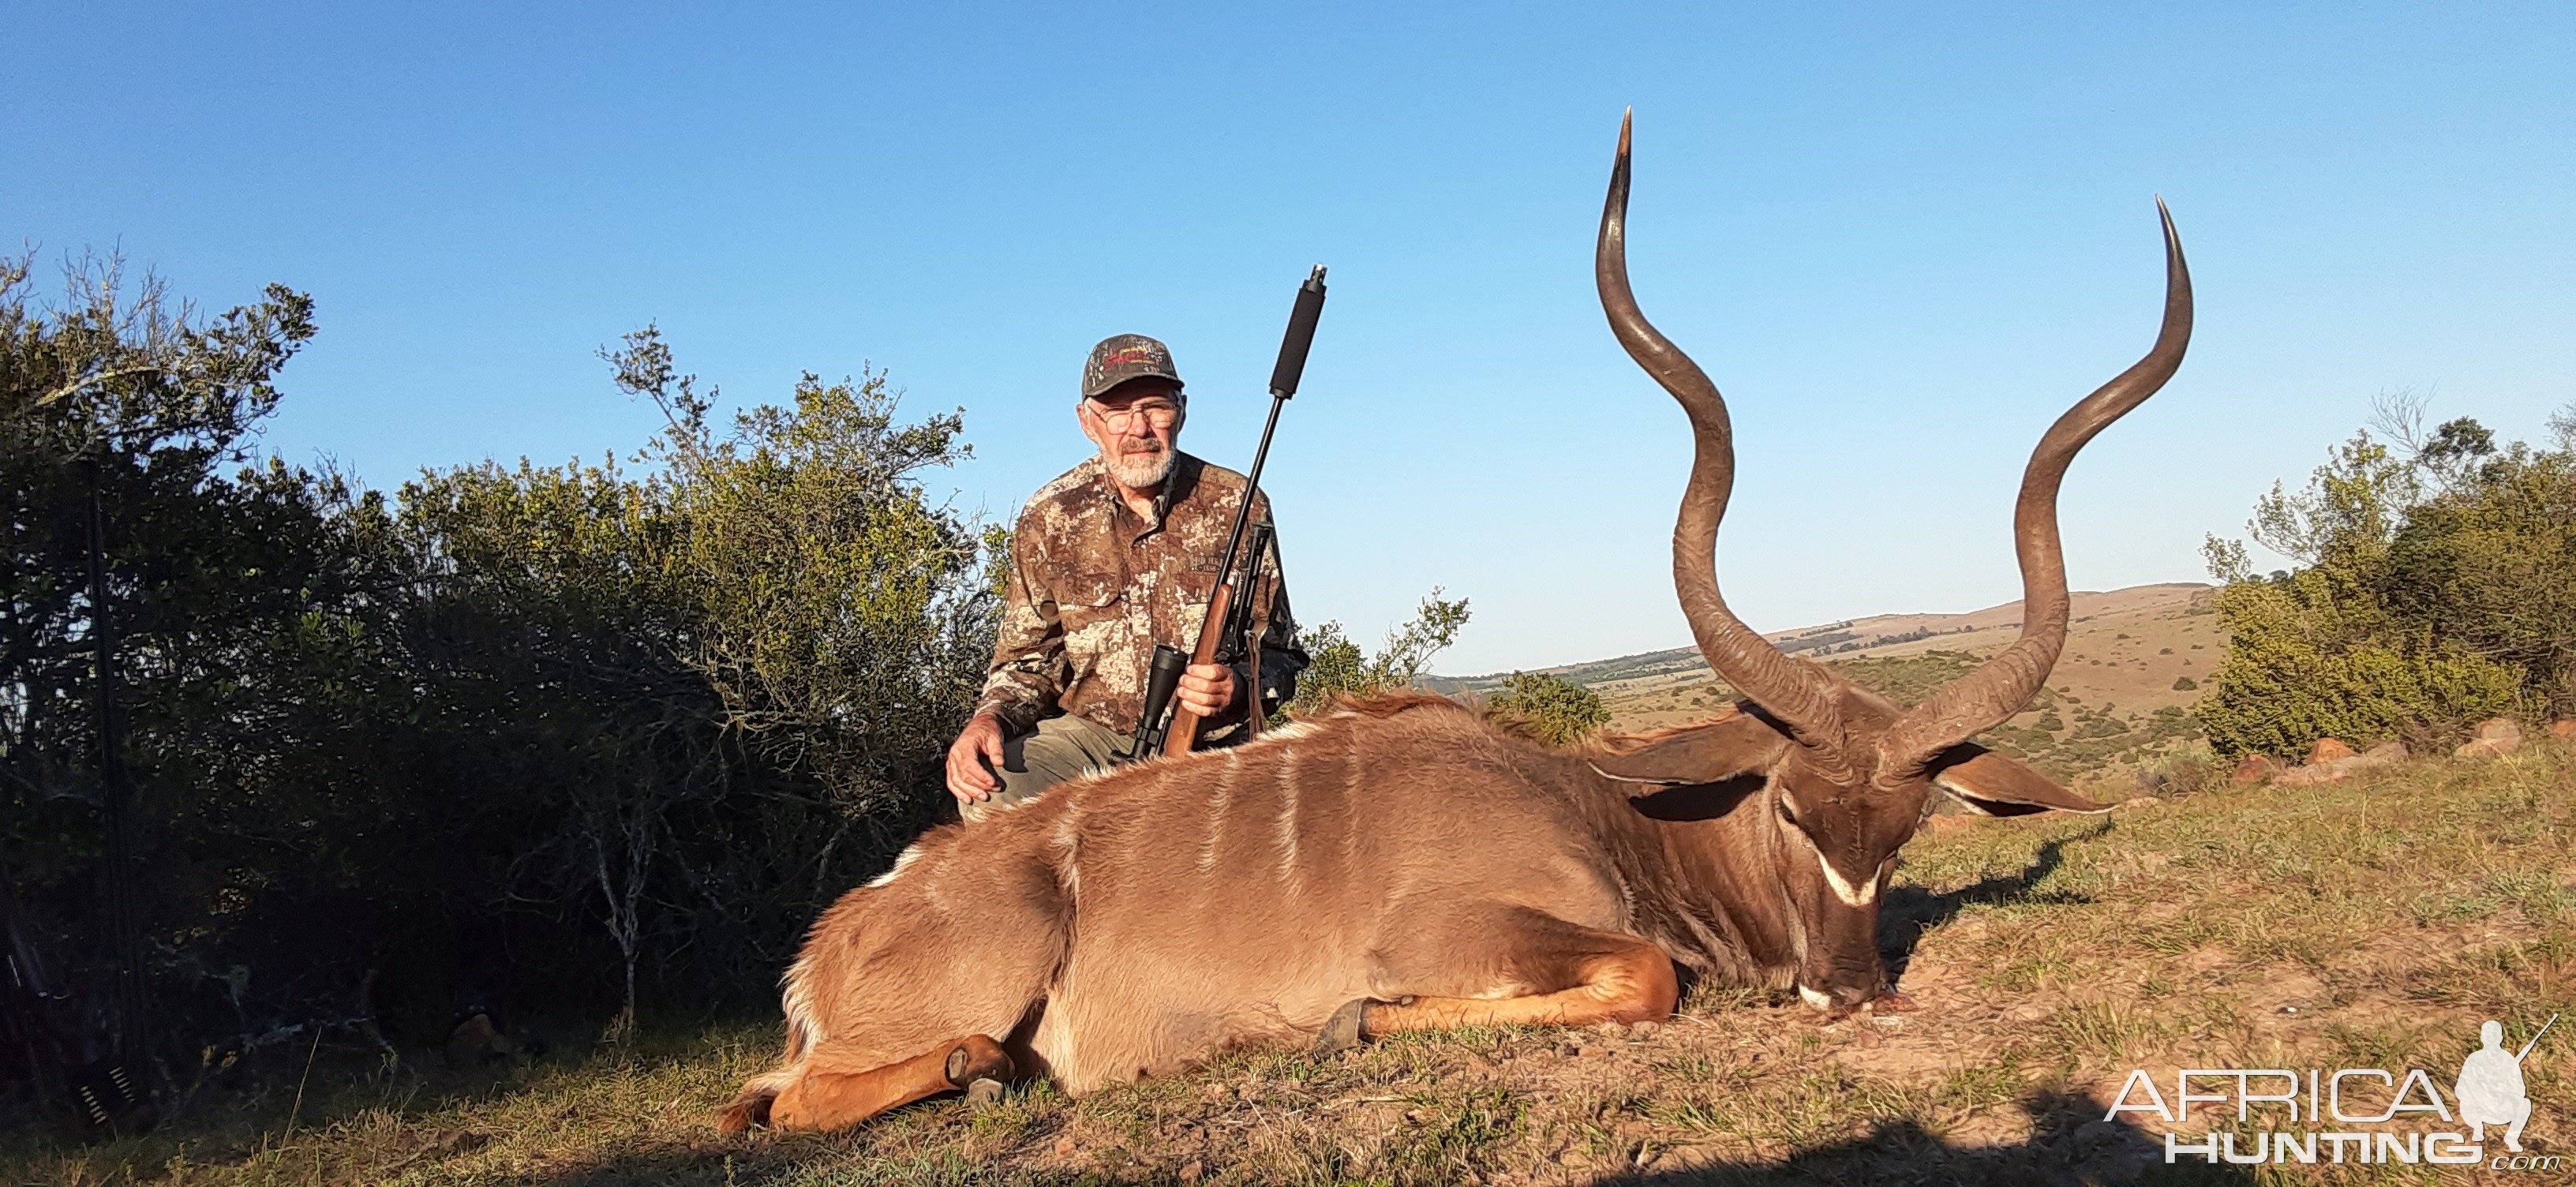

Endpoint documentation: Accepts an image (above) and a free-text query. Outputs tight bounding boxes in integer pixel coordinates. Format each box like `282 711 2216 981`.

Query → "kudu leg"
1369 943 1676 1032
1316 914 1678 1054
764 1034 1016 1133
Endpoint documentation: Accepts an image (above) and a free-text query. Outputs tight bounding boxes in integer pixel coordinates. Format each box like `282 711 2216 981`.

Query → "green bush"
1488 671 1609 746
4 258 996 1054
1286 590 1470 715
2381 445 2576 711
612 328 992 841
2194 571 2522 757
2199 402 2570 758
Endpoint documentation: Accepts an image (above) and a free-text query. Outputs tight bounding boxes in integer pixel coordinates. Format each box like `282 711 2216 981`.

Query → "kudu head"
1592 112 2192 1012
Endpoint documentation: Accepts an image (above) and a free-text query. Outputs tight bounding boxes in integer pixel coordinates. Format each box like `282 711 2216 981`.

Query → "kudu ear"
1926 744 2114 816
1589 707 1790 786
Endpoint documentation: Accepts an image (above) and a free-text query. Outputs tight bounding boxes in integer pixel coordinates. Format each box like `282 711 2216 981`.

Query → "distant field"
21 732 2567 1185
1449 582 2223 786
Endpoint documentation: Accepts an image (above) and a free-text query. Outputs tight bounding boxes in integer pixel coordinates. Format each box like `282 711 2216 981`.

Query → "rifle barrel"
1212 266 1327 602
1161 267 1326 755
2518 1013 2559 1061
1268 264 1328 399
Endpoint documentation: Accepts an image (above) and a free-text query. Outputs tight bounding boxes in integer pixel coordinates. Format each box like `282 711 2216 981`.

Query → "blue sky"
7 2 2570 673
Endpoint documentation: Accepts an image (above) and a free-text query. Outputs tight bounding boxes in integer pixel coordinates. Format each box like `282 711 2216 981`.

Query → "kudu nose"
1796 981 1878 1015
1797 957 1885 1015
1798 970 1918 1019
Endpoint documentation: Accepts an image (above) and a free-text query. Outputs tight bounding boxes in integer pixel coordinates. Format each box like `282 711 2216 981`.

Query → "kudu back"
719 113 2191 1133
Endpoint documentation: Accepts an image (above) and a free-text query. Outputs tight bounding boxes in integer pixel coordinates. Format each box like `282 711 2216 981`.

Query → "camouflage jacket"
975 452 1308 744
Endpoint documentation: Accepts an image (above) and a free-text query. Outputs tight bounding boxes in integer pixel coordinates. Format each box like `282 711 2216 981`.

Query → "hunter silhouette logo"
2108 1013 2559 1168
2458 1014 2554 1153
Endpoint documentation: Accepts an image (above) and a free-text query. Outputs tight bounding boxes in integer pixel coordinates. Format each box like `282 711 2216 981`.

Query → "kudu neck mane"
1563 694 1923 978
1435 698 1814 981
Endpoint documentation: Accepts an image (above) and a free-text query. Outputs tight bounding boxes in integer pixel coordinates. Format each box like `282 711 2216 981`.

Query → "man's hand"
946 712 1008 805
1176 663 1237 720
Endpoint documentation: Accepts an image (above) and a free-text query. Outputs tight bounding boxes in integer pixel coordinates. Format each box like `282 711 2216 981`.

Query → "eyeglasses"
1084 399 1181 430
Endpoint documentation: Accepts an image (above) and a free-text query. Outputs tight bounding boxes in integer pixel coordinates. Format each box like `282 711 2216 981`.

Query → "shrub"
2198 403 2567 758
2171 676 2197 691
4 271 998 1058
612 328 992 845
2194 579 2522 758
2132 740 2226 797
1489 671 1608 746
2380 446 2576 712
1286 590 1470 714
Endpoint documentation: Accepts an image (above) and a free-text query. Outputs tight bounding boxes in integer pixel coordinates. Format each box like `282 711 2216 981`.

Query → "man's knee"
994 732 1086 799
966 718 1121 818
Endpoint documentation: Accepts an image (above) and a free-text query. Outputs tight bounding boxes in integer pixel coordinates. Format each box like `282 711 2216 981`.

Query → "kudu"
718 114 2191 1133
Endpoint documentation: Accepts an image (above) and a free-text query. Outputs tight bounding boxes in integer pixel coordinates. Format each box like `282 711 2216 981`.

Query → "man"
946 334 1307 817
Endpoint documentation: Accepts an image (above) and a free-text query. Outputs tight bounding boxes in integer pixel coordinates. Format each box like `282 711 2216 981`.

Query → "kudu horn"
1596 109 1849 753
1879 199 2192 775
1597 111 2194 775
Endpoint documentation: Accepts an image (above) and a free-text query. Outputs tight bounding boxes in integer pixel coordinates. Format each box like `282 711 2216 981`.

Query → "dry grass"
9 741 2570 1185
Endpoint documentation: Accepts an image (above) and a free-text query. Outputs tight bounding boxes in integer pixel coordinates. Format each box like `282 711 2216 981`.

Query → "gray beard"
1100 444 1178 490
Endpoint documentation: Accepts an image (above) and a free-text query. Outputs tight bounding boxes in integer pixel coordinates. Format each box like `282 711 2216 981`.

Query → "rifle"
0 873 155 1138
2518 1013 2559 1062
1130 521 1275 757
1133 264 1328 758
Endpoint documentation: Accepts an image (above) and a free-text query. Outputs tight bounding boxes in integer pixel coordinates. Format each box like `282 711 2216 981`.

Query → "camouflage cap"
1081 334 1184 399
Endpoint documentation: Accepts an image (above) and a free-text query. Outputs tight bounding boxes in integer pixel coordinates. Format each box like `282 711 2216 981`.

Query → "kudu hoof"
1310 998 1370 1058
1868 988 1921 1014
713 1095 768 1134
964 1077 1007 1110
944 1035 1015 1088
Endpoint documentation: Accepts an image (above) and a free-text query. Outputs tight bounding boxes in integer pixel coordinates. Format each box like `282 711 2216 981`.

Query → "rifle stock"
1160 519 1275 755
1160 581 1235 755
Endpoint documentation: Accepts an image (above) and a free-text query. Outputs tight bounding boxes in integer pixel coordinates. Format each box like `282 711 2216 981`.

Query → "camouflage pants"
961 713 1132 822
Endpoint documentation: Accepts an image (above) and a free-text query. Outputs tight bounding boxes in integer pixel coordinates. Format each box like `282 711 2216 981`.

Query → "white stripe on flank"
1275 748 1301 886
863 844 924 888
1199 753 1236 873
1055 812 1081 898
781 960 828 1047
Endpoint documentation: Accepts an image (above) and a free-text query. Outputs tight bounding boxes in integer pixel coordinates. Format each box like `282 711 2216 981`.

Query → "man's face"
1079 380 1185 490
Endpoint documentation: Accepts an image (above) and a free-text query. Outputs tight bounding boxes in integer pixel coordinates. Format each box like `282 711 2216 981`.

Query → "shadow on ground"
1592 1089 2255 1187
1879 825 2106 983
531 1088 2253 1187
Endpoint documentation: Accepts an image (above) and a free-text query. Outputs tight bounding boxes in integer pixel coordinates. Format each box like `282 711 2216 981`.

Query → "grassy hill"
1444 583 2223 786
15 735 2568 1185
1438 583 2215 699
